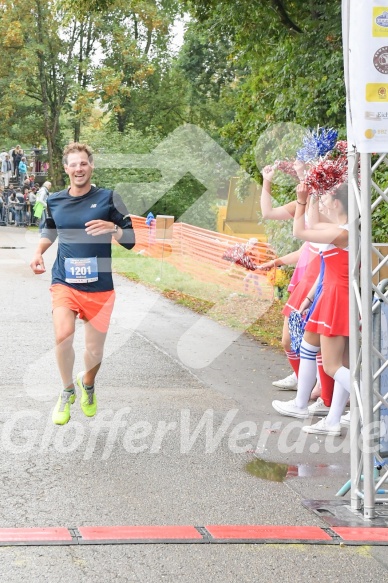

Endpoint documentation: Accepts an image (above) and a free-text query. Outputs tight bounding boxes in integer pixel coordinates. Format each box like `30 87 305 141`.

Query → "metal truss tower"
349 150 388 518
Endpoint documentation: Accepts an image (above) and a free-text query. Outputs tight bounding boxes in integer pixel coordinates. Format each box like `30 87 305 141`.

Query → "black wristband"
297 200 307 205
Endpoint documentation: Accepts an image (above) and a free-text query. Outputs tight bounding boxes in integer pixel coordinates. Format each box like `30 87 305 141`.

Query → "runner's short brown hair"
62 142 94 165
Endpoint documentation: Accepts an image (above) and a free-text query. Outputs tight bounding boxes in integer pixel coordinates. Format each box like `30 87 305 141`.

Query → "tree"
0 0 181 184
94 1 181 134
185 1 345 181
0 0 103 185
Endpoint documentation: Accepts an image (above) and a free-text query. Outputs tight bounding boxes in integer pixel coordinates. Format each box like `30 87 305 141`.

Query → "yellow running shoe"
52 390 76 425
77 372 97 417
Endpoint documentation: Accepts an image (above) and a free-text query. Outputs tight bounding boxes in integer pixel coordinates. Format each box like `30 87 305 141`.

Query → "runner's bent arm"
83 191 135 249
109 191 136 250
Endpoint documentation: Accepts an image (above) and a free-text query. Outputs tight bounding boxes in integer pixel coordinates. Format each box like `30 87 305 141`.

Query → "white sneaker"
302 418 342 436
340 411 351 427
272 372 298 390
272 398 308 419
308 397 330 416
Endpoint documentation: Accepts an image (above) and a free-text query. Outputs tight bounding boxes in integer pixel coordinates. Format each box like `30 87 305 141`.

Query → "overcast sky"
170 14 190 53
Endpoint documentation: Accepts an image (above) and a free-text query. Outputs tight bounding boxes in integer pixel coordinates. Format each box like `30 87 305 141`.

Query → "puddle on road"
245 457 345 483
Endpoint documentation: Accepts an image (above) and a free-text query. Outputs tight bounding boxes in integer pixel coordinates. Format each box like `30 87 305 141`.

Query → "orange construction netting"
127 216 278 299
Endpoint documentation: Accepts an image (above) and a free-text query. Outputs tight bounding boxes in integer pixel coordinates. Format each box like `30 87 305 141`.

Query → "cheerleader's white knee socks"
326 381 349 426
325 366 351 426
333 365 350 393
294 340 319 409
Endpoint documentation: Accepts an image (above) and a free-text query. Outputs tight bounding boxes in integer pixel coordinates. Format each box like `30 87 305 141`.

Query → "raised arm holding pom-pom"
260 165 296 220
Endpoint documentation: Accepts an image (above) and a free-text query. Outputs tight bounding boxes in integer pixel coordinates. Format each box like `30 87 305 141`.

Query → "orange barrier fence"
128 216 277 298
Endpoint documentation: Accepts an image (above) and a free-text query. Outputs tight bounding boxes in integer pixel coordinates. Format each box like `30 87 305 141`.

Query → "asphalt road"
0 226 387 582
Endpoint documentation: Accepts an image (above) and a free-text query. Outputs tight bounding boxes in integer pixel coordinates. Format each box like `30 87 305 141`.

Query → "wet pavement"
0 226 387 582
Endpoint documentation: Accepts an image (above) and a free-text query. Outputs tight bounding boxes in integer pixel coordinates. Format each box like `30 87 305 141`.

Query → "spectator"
23 186 32 224
14 146 23 180
14 188 25 226
33 145 43 172
1 154 12 188
8 190 17 224
0 149 8 164
33 181 51 227
9 146 15 175
28 187 37 225
1 188 12 223
18 156 28 186
3 187 11 205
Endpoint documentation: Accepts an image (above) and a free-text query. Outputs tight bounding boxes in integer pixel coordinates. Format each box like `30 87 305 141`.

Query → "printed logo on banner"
364 128 388 139
373 46 388 74
373 8 388 37
365 110 388 120
366 83 388 101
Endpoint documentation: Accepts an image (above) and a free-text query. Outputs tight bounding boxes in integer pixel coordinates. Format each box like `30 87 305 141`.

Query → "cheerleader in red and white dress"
261 164 331 402
281 238 336 412
260 164 313 386
282 242 322 320
272 182 350 436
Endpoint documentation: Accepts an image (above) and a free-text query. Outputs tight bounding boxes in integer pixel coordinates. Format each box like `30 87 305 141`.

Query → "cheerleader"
272 182 349 436
260 165 305 383
260 164 324 399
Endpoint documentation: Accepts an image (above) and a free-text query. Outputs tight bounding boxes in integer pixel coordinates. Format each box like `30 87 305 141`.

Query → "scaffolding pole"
348 149 362 513
349 151 388 518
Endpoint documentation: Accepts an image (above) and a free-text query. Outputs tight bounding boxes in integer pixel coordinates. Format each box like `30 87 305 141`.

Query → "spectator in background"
33 145 43 172
18 156 28 186
14 187 25 226
0 149 8 164
14 146 23 180
8 190 17 224
23 186 31 224
27 174 35 189
3 187 10 204
23 176 32 190
33 181 51 227
1 154 13 188
9 146 15 175
28 187 37 225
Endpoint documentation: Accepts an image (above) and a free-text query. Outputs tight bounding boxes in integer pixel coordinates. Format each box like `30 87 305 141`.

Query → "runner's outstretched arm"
30 238 54 274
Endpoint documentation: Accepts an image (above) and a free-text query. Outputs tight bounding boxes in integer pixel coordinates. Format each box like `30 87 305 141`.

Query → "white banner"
344 1 388 152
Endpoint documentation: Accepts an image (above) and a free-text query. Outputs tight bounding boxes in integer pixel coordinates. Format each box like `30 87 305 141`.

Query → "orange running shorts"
50 284 116 333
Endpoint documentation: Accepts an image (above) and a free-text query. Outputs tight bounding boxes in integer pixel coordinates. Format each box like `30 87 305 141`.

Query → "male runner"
30 142 135 425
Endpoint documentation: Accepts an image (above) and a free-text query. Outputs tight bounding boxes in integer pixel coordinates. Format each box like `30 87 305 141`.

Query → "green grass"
112 246 284 348
246 301 285 348
112 249 232 302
